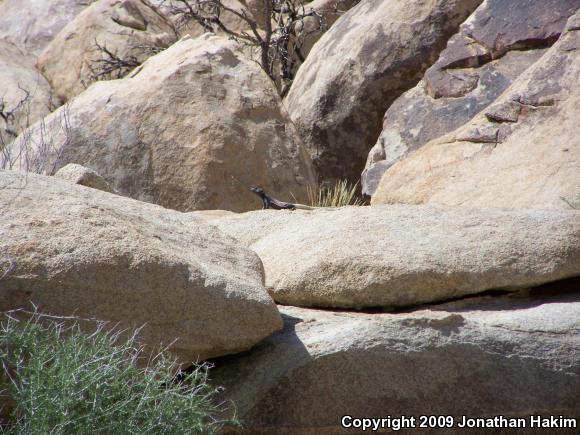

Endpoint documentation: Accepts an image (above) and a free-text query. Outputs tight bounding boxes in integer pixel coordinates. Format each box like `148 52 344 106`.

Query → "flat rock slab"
210 206 580 309
211 289 580 434
0 170 282 364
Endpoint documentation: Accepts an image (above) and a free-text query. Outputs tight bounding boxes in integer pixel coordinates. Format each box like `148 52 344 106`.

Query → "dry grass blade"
307 179 364 207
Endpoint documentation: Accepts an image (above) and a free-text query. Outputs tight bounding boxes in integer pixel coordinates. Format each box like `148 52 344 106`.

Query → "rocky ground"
0 0 579 433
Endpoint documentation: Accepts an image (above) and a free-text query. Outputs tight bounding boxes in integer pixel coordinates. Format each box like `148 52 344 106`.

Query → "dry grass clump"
307 179 365 207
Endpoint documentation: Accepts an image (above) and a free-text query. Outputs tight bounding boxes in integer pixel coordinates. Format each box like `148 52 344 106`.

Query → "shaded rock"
0 170 282 364
209 206 580 309
372 11 580 209
362 0 578 196
37 0 177 102
54 163 113 192
10 35 316 212
238 0 270 29
0 41 57 145
0 0 90 55
289 0 360 73
284 0 483 184
211 290 580 434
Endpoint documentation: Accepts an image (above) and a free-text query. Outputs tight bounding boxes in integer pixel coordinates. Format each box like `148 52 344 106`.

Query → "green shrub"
306 180 365 207
0 312 234 434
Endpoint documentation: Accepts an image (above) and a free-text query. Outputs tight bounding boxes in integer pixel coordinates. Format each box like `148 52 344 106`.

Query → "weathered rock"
289 0 360 73
0 41 57 146
362 51 545 196
181 0 251 38
151 0 251 39
0 0 89 55
284 0 483 184
362 0 578 196
0 170 282 364
212 289 580 434
54 163 113 192
209 206 580 309
372 11 580 209
10 35 316 212
37 0 177 102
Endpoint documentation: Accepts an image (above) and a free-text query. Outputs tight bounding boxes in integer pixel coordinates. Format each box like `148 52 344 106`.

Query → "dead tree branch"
89 40 165 82
163 0 325 96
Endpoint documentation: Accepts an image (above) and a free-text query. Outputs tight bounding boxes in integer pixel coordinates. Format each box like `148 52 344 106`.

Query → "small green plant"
0 312 234 434
307 179 365 207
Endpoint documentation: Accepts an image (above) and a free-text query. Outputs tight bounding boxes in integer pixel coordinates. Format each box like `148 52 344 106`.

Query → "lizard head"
250 186 265 196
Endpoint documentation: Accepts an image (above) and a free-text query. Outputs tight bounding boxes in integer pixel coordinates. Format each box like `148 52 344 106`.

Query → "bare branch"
96 0 332 95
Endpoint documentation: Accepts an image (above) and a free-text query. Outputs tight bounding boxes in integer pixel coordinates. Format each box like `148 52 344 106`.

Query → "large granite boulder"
37 0 177 102
0 170 282 364
284 0 483 184
363 0 579 196
372 11 580 209
208 206 580 309
10 35 316 212
0 0 89 56
0 41 56 146
212 288 580 434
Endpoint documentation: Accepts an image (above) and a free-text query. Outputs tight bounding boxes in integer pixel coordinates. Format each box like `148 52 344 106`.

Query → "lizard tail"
292 203 317 210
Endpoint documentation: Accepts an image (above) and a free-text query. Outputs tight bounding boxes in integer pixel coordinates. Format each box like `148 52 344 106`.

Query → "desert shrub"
307 179 365 207
0 104 70 174
0 312 234 434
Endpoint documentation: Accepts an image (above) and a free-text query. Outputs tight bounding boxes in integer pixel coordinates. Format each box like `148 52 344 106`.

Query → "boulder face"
10 35 316 212
0 41 57 146
54 163 113 192
289 0 360 74
284 0 483 184
0 0 89 55
212 290 580 434
0 170 282 364
372 11 580 209
363 0 579 196
37 0 177 102
209 206 580 309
